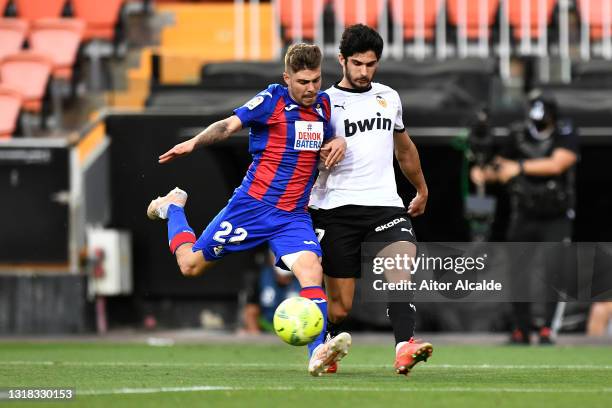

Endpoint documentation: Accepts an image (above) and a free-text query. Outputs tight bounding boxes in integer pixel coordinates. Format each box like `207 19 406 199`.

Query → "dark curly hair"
339 24 383 60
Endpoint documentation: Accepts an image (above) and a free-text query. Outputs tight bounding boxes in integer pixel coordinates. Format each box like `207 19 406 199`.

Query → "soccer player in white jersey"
309 24 433 375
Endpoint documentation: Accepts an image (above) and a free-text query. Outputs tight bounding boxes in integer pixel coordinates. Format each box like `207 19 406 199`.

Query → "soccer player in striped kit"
147 44 350 376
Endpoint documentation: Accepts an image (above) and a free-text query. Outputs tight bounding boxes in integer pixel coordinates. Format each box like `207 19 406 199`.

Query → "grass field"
1 341 611 407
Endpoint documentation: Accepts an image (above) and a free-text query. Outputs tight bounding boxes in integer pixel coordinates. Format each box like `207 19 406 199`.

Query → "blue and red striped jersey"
233 84 333 212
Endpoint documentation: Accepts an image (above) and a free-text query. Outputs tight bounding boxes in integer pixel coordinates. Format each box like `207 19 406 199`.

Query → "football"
273 297 324 346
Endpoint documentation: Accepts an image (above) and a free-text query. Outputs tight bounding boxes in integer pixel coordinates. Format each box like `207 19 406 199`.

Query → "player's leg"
325 276 355 338
587 302 612 336
284 250 328 345
367 212 432 375
147 187 213 276
310 207 363 334
282 250 350 376
310 206 367 374
272 216 351 376
377 240 432 375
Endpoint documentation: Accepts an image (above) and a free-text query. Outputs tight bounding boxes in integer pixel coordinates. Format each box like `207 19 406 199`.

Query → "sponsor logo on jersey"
376 95 387 108
285 104 299 111
294 121 323 151
244 95 264 110
344 112 392 137
303 240 317 245
375 217 407 232
333 102 346 110
213 245 224 256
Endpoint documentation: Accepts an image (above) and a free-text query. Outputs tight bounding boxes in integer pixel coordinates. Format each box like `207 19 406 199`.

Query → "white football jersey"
309 82 405 209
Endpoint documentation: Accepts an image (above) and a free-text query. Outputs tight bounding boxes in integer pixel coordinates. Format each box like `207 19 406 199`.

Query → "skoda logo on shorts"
374 217 406 232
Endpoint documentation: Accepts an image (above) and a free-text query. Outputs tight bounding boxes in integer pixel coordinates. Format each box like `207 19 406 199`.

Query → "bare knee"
178 260 201 277
291 252 323 287
175 245 207 277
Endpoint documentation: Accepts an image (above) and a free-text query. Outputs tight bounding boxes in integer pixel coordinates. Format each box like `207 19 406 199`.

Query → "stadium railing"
576 0 612 60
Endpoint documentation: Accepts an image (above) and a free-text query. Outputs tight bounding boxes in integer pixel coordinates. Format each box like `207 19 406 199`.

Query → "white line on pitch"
77 385 612 396
1 361 611 370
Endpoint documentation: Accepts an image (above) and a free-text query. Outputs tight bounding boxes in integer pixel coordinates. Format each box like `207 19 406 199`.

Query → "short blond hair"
284 43 322 73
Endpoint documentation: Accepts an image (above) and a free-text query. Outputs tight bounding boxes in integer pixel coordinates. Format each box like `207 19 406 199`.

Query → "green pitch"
0 342 610 407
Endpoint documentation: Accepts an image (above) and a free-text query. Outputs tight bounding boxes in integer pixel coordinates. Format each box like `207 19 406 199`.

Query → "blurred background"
0 0 611 340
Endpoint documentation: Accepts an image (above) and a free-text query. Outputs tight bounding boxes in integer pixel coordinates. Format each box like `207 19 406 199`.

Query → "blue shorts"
193 190 322 264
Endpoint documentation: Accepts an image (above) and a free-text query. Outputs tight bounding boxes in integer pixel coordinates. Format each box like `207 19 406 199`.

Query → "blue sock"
167 204 196 254
300 286 328 357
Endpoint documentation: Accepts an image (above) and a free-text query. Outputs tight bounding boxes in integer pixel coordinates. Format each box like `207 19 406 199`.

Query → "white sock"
395 341 409 354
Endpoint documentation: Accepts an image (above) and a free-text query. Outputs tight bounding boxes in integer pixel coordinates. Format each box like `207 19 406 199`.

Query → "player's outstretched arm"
158 115 243 164
394 130 428 217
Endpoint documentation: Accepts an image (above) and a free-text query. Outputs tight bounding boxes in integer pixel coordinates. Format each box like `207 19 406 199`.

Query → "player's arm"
394 130 428 217
158 115 243 164
320 137 346 169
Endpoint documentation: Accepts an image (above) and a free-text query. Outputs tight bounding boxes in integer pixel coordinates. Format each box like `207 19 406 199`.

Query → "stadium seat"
0 18 29 61
447 0 499 40
390 0 440 41
71 0 124 42
507 0 557 40
29 18 85 80
278 0 326 41
0 85 22 138
0 51 52 113
0 0 9 16
13 0 66 25
333 0 384 28
576 0 612 41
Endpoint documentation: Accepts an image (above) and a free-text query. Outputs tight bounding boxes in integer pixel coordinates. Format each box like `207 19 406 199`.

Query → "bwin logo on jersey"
375 217 407 232
344 112 392 137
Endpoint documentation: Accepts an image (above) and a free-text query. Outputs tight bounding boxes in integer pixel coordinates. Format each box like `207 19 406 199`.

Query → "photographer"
471 90 579 344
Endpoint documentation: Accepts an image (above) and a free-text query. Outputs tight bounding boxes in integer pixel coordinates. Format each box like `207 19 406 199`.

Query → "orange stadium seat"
577 0 612 41
390 0 440 41
447 0 499 40
14 0 66 24
0 19 29 61
71 0 124 41
279 0 326 41
0 52 52 113
0 85 22 138
507 0 557 40
29 18 85 80
333 0 384 28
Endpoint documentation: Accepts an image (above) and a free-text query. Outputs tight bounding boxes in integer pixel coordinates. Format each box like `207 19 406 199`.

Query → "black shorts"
309 205 417 278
